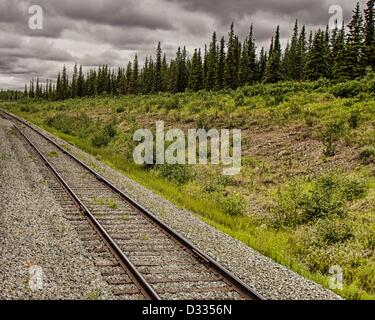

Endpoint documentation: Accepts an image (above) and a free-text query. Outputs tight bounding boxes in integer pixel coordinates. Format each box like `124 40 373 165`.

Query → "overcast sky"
0 0 364 89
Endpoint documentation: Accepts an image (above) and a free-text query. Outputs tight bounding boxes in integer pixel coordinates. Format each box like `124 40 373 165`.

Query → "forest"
0 1 374 101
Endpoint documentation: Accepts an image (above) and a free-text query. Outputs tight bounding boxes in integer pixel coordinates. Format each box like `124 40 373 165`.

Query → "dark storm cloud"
0 0 365 89
50 0 174 30
166 0 357 25
0 32 75 62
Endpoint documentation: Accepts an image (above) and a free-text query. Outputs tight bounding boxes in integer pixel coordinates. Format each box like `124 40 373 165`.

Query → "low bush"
322 120 346 157
348 111 361 129
45 112 91 136
115 106 125 113
359 146 375 164
271 174 369 228
316 218 354 245
158 164 192 185
91 131 111 147
330 80 362 98
219 193 246 216
342 177 368 201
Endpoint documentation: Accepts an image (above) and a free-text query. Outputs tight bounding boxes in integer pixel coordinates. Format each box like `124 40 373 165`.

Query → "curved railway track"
1 110 264 301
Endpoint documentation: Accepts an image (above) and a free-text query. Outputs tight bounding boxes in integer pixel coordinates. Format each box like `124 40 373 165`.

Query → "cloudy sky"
0 0 363 89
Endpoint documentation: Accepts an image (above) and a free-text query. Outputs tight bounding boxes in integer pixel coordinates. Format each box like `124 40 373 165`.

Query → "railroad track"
1 110 264 300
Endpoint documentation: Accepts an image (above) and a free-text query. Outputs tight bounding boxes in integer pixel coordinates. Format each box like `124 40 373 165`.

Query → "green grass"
93 197 119 209
47 151 59 158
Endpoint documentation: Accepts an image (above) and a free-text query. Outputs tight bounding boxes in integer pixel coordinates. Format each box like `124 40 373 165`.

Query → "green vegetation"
86 288 102 300
47 151 59 158
93 197 119 210
1 74 374 300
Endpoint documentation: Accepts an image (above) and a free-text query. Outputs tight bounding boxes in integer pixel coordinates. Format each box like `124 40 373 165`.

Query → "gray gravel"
18 119 344 300
0 118 115 300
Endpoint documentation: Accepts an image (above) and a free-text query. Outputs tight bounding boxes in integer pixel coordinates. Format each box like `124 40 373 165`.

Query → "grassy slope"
2 79 374 300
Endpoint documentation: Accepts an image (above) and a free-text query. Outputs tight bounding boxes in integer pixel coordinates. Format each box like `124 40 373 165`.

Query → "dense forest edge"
0 1 374 100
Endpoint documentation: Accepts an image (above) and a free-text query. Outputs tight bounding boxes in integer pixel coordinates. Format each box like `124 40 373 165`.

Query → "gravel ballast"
14 117 342 300
0 118 114 300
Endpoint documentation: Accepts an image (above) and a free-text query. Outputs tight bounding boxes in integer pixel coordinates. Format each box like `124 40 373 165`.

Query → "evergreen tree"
176 47 188 92
35 78 40 98
306 30 330 80
189 49 203 91
265 26 283 83
286 20 306 80
216 37 226 89
61 65 69 99
154 42 163 92
77 65 84 97
282 41 291 79
296 25 307 80
341 2 366 79
56 73 61 100
364 0 375 68
206 32 218 90
257 47 267 81
131 55 139 94
161 53 169 92
71 63 78 97
239 25 257 85
125 62 132 94
224 23 240 89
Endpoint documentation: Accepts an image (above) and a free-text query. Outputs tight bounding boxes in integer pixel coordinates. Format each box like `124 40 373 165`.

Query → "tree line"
1 1 374 101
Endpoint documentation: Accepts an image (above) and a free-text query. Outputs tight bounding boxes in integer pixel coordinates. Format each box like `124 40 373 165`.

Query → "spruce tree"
265 26 283 83
296 25 307 80
306 30 330 80
77 65 84 97
71 63 78 97
125 62 132 94
287 20 299 80
364 0 375 68
154 42 163 92
224 23 240 89
216 37 226 89
343 2 366 79
239 37 250 86
189 49 203 91
161 53 168 92
206 32 218 90
257 47 267 82
131 55 139 94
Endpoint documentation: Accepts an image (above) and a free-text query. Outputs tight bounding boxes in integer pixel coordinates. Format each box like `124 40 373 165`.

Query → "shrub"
304 111 317 127
20 105 31 112
322 120 346 157
116 106 125 113
316 219 354 245
330 80 361 98
45 112 91 136
233 92 245 107
91 131 111 147
104 122 116 138
302 175 347 222
359 146 375 164
219 194 246 216
161 96 179 110
271 174 351 228
342 177 368 201
158 164 192 185
348 111 361 129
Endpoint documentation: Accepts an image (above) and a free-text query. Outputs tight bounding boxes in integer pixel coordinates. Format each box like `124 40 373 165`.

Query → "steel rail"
9 117 160 300
2 109 265 300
